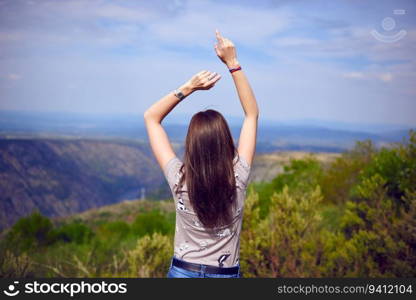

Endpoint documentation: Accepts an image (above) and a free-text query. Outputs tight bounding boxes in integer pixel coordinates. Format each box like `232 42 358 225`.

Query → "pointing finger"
215 29 224 44
215 29 221 41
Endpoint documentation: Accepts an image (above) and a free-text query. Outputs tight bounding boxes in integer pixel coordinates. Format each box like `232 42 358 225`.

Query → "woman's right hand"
214 30 239 68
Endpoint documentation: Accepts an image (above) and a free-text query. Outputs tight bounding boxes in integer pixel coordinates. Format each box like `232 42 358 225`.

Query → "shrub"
319 139 375 205
254 157 323 217
241 185 324 277
96 221 131 242
240 131 416 277
340 174 416 276
131 210 174 237
56 222 94 244
0 250 34 278
128 232 172 278
5 212 57 252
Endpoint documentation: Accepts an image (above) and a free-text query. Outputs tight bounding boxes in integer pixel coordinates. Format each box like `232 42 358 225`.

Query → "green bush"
131 209 174 237
56 222 94 244
239 130 416 277
128 232 173 278
5 212 57 252
353 130 416 209
254 157 323 218
0 250 35 278
240 185 325 277
319 139 375 205
97 221 131 242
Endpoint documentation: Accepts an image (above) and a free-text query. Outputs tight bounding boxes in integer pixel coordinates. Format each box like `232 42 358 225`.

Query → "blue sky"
0 0 415 126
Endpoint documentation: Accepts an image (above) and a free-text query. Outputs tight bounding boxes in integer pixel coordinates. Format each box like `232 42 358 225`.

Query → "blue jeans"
166 256 241 278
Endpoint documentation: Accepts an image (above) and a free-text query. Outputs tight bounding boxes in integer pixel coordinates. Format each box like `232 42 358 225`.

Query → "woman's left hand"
183 70 221 92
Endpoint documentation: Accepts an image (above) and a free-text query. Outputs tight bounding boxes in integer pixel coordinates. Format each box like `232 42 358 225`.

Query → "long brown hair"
175 109 238 229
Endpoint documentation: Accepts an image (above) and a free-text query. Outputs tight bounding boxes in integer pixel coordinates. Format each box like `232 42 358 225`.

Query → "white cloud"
343 71 394 82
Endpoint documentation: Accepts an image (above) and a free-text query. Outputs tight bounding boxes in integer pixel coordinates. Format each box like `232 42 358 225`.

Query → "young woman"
144 30 259 278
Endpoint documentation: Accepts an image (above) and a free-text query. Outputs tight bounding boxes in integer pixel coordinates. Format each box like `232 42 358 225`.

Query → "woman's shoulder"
165 156 183 170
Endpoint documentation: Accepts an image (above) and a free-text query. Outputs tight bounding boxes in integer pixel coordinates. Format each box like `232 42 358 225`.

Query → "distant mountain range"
0 110 413 153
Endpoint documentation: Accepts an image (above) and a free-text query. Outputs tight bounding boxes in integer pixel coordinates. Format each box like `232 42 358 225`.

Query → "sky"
0 0 415 126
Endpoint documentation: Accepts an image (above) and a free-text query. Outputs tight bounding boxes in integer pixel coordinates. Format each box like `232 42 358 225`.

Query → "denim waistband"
171 256 240 275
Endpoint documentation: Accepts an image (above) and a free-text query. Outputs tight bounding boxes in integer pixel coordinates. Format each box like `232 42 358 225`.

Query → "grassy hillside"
1 130 414 278
250 151 340 182
55 199 175 227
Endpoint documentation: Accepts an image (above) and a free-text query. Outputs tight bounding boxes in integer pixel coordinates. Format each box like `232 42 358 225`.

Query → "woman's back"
164 153 251 268
144 30 258 277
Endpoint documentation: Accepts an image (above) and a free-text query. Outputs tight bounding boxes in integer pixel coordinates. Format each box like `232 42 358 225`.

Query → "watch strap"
174 89 185 101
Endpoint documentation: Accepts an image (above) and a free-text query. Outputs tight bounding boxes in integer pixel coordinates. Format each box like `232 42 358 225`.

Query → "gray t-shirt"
163 154 251 268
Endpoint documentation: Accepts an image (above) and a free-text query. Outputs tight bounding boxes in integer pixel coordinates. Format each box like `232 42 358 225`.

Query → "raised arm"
214 30 259 167
143 70 221 172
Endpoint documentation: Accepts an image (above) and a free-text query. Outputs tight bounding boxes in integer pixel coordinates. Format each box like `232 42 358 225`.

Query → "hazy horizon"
0 109 413 139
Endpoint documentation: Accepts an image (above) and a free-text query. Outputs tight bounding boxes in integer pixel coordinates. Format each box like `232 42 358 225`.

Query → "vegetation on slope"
1 130 414 277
